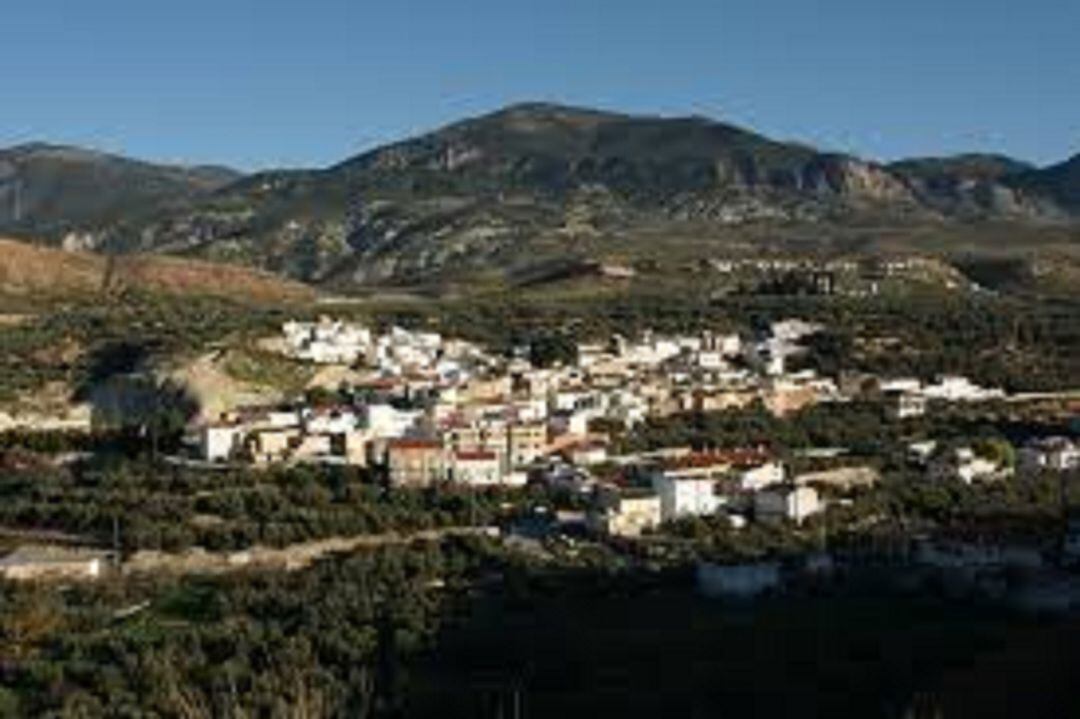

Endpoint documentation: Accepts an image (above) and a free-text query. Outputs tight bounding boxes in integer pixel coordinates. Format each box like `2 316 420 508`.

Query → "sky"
2 0 1077 171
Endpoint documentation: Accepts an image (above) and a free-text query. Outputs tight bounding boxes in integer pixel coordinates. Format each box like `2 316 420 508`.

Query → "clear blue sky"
3 0 1077 170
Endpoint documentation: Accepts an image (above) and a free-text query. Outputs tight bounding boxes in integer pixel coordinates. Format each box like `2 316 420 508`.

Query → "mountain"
125 103 934 286
1009 154 1080 213
0 143 241 246
6 104 1080 289
333 103 913 204
886 154 1040 218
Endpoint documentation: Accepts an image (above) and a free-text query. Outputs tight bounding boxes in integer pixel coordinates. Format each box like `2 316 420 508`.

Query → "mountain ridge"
2 103 1079 287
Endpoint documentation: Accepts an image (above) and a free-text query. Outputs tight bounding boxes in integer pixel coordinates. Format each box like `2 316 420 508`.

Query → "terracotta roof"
387 439 442 451
455 451 498 461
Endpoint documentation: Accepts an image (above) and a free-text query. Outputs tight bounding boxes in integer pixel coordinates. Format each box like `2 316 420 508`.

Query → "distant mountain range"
2 103 1078 288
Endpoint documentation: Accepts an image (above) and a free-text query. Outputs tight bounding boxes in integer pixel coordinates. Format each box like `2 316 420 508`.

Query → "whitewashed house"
754 485 822 524
738 461 786 492
652 474 721 522
202 424 242 462
450 451 504 486
1019 437 1079 473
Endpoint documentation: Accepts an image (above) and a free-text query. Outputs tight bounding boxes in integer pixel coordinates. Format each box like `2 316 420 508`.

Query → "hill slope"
0 144 240 244
0 237 313 303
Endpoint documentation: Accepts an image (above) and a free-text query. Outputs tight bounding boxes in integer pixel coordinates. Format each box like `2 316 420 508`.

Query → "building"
884 390 927 420
249 428 300 464
0 546 108 582
929 447 1011 484
1019 437 1080 473
588 487 662 538
754 485 822 524
386 439 446 487
922 376 1004 402
293 434 334 461
794 466 880 492
201 424 241 462
508 422 548 468
569 442 609 467
652 474 721 522
366 404 422 439
738 461 786 492
341 431 370 466
450 450 503 486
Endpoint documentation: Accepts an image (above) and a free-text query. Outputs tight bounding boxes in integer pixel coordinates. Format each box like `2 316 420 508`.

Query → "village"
4 312 1079 587
190 316 1074 542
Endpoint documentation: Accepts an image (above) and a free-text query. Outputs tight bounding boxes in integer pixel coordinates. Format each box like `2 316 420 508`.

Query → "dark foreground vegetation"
3 537 1080 718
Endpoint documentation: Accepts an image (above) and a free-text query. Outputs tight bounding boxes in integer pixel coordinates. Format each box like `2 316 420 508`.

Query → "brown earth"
0 237 315 303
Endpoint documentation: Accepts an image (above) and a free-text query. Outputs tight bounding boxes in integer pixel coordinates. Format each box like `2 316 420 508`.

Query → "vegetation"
0 292 288 405
0 458 516 552
0 539 497 717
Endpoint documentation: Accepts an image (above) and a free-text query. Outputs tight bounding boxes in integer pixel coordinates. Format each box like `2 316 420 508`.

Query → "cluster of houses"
203 318 838 473
192 318 1067 541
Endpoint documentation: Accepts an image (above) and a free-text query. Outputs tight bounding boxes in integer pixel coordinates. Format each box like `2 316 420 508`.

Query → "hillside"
1010 154 1080 213
0 143 240 245
0 237 314 303
6 104 1080 289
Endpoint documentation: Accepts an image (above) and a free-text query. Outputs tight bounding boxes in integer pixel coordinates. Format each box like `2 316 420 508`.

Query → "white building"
922 376 1004 402
365 404 422 438
652 474 721 522
754 485 822 524
929 447 1011 484
1019 437 1080 473
0 546 107 582
737 461 786 492
885 390 927 420
450 451 503 486
588 487 662 538
304 408 359 435
202 424 242 462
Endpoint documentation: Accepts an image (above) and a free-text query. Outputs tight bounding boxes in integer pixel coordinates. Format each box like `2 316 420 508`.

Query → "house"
588 487 662 538
929 447 1011 484
304 408 359 435
652 474 721 522
569 442 609 467
762 381 819 417
450 450 503 486
386 439 446 487
754 485 822 524
340 430 371 466
202 423 241 462
738 461 786 492
907 440 938 466
508 422 548 468
249 428 301 464
0 546 109 582
365 404 422 439
1019 437 1080 473
293 434 334 461
884 389 927 420
922 376 1004 402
